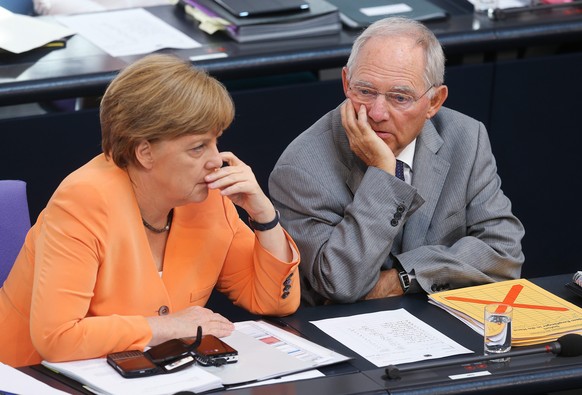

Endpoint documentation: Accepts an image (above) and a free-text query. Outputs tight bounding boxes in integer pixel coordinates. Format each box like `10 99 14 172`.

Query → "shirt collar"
397 139 416 170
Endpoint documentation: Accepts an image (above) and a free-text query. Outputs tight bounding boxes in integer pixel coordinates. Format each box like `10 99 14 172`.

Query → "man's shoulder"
431 106 483 141
276 107 341 164
435 106 478 123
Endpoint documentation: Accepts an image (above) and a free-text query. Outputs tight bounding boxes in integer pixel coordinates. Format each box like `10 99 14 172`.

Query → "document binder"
178 0 340 42
327 0 448 29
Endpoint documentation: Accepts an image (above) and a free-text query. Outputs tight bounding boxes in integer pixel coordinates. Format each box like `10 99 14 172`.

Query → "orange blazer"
0 154 300 367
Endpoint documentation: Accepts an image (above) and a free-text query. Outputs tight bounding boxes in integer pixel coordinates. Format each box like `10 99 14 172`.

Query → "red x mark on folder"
444 284 568 312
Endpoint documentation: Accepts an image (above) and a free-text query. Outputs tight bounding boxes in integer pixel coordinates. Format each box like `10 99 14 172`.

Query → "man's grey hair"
346 17 446 92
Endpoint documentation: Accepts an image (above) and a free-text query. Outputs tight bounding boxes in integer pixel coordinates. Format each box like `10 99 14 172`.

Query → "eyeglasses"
348 83 435 111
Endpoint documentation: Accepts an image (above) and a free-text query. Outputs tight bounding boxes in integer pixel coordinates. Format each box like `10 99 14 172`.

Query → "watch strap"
248 210 280 232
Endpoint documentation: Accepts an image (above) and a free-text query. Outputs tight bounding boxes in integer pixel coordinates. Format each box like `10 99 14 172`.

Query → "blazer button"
283 284 292 292
282 291 290 299
397 205 405 213
394 212 402 220
284 277 292 286
158 305 170 316
390 219 399 227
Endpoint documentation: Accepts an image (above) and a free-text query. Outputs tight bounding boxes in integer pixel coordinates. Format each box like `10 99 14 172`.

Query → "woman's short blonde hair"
101 54 235 168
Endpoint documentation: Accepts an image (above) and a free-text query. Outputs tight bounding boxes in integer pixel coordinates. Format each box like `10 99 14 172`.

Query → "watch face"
399 271 410 291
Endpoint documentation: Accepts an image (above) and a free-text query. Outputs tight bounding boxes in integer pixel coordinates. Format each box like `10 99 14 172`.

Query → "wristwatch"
398 271 411 293
248 210 280 232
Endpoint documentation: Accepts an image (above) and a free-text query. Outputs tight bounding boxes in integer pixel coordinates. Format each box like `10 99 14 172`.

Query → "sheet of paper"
55 8 201 57
311 308 472 367
0 7 75 54
230 369 324 389
200 320 350 385
0 362 69 395
42 358 222 395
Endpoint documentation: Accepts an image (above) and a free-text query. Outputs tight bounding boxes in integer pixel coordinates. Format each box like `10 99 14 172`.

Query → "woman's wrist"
249 210 280 231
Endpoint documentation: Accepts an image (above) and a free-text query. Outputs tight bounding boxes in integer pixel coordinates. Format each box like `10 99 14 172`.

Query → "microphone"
384 333 582 380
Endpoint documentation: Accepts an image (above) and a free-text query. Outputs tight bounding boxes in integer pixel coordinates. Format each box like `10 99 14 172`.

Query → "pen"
262 317 307 338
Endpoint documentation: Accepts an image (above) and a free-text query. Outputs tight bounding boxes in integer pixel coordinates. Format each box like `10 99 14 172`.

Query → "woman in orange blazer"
0 54 300 368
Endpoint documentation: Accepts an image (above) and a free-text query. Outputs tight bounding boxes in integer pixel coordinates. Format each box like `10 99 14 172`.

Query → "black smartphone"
106 350 161 378
194 335 238 366
145 338 190 364
145 338 196 372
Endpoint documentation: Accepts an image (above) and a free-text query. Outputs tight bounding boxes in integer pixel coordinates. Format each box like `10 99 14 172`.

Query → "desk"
1 2 582 105
1 2 582 278
277 274 582 394
20 273 582 394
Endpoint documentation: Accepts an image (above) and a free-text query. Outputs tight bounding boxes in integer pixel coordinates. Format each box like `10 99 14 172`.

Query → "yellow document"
428 279 582 346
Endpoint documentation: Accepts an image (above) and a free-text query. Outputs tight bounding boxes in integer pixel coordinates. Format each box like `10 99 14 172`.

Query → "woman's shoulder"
50 155 132 210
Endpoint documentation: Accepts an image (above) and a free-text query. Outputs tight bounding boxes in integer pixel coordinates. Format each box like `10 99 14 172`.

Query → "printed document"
311 308 472 367
42 357 222 395
0 362 69 395
429 278 582 346
56 8 201 57
201 320 350 385
40 320 349 393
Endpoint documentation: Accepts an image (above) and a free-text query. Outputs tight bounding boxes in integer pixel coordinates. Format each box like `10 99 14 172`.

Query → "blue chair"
0 180 31 286
0 0 34 15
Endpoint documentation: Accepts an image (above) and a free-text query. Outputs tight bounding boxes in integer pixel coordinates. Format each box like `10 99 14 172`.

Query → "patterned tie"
395 160 405 181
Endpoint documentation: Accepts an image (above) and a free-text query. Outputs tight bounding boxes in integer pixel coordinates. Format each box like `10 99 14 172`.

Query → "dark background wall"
1 52 580 279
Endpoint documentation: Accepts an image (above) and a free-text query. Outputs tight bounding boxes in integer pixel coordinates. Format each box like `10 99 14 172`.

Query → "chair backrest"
0 0 34 15
0 180 31 285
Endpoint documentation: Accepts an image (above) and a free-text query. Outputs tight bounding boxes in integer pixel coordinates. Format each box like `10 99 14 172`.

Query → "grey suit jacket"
269 104 525 306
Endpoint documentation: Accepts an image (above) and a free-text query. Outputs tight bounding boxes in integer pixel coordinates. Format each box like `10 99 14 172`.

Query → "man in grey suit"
269 17 525 306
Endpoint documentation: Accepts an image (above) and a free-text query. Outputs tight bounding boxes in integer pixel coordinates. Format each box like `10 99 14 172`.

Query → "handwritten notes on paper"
56 8 200 57
311 309 472 367
429 278 582 346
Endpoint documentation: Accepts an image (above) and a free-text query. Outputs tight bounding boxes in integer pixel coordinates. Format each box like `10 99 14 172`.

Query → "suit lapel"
402 121 450 250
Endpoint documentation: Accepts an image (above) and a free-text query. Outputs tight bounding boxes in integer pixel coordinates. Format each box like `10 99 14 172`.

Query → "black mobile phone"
145 338 197 372
106 350 162 378
194 335 238 366
145 338 191 364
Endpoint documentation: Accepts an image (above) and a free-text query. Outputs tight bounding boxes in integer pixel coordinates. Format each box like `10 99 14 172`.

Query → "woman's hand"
204 151 275 224
146 306 234 346
204 151 293 263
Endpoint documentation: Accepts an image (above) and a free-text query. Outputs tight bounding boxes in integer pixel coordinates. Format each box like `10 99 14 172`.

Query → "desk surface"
1 2 582 105
277 274 582 395
20 273 582 395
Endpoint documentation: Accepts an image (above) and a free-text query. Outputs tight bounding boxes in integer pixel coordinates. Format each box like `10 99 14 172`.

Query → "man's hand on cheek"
341 99 397 175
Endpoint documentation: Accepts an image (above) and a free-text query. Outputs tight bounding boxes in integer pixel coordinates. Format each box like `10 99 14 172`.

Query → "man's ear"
341 66 350 97
426 85 448 119
135 140 153 169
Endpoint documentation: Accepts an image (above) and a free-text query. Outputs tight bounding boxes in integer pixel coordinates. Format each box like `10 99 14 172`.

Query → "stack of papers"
41 320 350 394
43 358 222 394
428 278 582 346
